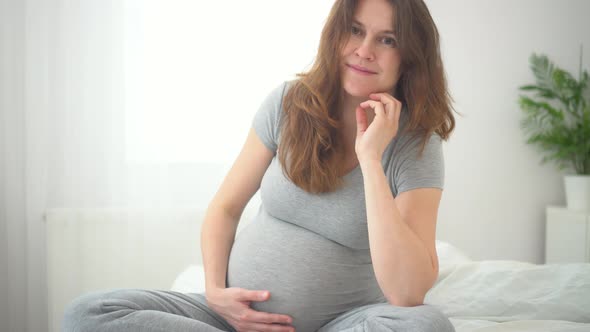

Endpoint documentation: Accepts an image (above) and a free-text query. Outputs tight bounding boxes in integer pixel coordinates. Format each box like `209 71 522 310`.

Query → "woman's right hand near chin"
205 287 295 332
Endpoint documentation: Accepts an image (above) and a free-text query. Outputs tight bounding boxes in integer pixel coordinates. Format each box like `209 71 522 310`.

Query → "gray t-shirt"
226 80 444 332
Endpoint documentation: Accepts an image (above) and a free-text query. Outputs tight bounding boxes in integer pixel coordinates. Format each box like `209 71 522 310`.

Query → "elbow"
385 277 434 307
383 269 438 307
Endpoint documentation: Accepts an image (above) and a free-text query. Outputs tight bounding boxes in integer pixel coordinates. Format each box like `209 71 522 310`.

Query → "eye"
351 26 362 36
381 36 397 48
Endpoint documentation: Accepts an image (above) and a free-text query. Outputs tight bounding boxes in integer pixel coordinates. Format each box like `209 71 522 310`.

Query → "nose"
355 39 375 61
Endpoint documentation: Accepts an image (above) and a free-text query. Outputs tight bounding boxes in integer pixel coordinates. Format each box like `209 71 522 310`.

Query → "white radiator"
44 207 255 332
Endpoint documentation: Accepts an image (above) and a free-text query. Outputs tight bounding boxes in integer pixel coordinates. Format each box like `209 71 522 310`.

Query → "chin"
342 80 374 98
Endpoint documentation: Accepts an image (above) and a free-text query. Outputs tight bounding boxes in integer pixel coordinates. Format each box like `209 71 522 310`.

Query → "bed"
45 208 590 332
171 241 590 332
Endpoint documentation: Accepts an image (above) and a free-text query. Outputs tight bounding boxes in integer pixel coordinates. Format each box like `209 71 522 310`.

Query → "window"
124 0 333 164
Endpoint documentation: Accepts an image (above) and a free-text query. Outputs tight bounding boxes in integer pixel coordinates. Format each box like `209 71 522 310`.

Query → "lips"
347 64 377 74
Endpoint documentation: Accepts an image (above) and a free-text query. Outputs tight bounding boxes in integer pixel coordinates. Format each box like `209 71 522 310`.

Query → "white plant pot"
564 175 590 212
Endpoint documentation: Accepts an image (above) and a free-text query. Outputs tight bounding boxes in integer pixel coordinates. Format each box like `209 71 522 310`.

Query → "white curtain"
2 1 128 330
0 0 331 330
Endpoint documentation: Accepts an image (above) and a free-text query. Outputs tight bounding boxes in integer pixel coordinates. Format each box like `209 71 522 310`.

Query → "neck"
339 91 375 130
336 91 376 154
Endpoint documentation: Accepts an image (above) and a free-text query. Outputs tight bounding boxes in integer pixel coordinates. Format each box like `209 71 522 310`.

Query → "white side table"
545 206 590 263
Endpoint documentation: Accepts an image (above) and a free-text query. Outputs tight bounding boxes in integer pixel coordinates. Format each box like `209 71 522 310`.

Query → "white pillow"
171 265 206 293
435 240 472 284
426 260 590 322
170 240 471 293
436 240 472 266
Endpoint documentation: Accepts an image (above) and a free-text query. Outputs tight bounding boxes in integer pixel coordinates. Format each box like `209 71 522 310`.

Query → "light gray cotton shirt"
226 80 444 332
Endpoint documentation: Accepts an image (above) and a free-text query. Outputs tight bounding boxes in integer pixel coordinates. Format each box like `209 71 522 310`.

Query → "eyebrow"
352 19 396 35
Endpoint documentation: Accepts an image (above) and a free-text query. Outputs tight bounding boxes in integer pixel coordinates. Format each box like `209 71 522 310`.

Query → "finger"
369 93 400 119
242 308 293 325
355 106 368 134
240 290 269 302
369 92 397 105
359 100 385 118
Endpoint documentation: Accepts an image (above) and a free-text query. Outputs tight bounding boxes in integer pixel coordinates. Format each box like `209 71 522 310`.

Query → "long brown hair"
279 0 458 194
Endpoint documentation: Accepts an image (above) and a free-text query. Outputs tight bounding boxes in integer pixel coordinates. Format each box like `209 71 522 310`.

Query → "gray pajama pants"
62 288 455 332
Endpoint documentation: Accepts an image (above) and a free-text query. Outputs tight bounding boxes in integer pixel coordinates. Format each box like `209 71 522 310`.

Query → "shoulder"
390 104 443 157
261 79 297 115
383 114 445 195
389 130 443 165
274 79 297 98
251 79 298 153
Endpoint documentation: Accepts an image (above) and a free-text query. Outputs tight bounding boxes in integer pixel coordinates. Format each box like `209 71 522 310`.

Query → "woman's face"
340 0 402 98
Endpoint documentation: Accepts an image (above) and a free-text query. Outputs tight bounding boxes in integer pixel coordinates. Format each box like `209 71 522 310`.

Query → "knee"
414 305 455 332
62 291 107 332
62 289 150 331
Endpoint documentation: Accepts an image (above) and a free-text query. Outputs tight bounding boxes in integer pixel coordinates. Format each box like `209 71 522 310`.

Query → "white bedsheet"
172 241 590 332
425 260 590 331
449 318 590 332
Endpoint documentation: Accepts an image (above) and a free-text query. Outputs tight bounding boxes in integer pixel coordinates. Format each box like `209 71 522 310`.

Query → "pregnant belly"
226 211 386 332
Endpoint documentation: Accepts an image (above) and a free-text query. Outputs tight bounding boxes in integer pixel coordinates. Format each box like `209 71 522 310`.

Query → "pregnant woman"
63 0 457 331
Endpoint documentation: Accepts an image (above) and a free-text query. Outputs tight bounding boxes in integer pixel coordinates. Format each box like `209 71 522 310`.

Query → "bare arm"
361 160 440 306
201 208 239 292
201 127 275 294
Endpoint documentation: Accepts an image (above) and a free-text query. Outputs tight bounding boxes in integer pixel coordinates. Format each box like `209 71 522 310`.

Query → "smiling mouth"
346 64 377 75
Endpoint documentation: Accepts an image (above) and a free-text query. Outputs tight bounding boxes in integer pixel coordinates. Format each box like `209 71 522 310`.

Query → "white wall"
119 0 590 264
424 0 590 263
2 2 589 331
182 0 590 264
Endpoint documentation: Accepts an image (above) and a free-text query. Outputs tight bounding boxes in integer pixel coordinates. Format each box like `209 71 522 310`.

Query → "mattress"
171 241 590 332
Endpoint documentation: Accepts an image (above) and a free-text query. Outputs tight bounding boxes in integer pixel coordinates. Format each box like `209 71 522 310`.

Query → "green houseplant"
518 47 590 211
